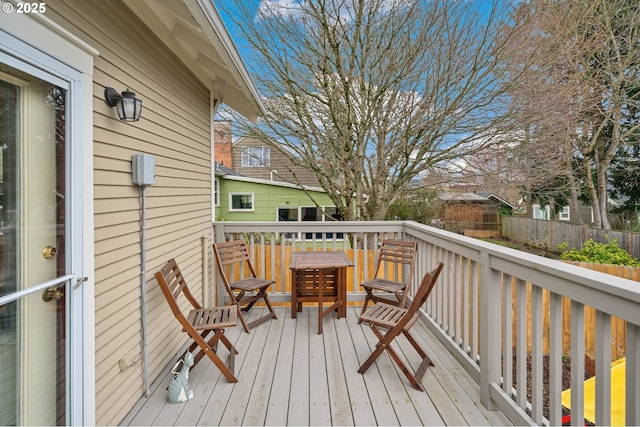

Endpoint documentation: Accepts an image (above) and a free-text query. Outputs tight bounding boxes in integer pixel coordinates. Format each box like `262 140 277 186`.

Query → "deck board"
121 305 513 426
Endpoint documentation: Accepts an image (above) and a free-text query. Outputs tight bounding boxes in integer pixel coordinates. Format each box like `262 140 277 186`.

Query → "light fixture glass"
104 87 143 122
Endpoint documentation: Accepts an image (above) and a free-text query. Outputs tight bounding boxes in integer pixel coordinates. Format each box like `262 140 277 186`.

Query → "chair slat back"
399 262 444 329
213 240 258 281
373 240 417 283
155 259 202 318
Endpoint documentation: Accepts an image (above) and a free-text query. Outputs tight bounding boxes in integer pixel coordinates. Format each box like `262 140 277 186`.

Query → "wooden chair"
213 240 278 333
358 262 444 391
155 258 238 383
359 240 417 319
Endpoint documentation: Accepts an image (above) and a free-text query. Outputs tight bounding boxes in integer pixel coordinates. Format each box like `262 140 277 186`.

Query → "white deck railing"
213 220 640 426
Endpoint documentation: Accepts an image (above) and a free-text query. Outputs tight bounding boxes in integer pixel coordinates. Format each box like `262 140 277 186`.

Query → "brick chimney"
214 121 233 168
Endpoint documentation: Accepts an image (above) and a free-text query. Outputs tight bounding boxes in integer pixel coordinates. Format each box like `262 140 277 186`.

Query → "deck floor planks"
308 312 332 425
334 308 378 426
241 308 286 426
412 320 513 426
121 306 514 426
322 313 355 426
264 309 296 426
125 368 172 426
287 307 311 425
195 308 259 426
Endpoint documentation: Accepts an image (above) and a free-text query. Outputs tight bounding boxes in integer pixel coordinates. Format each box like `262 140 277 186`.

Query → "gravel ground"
511 354 595 425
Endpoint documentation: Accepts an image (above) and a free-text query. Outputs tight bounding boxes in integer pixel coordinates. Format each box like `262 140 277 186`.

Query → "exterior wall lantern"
104 87 143 121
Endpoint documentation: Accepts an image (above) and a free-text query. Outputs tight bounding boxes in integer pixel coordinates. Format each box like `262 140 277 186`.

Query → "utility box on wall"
131 153 156 186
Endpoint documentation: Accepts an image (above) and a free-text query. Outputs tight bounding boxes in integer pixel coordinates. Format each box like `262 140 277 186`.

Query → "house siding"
46 1 213 424
233 137 322 187
219 178 335 221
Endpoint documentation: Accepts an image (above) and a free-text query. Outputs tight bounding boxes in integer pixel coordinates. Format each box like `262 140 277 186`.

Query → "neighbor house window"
277 206 343 239
214 178 220 206
559 206 570 221
533 204 550 220
229 193 254 211
242 146 270 167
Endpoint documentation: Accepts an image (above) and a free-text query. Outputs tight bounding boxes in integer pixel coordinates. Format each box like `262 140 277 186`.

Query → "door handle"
42 283 65 302
43 245 57 259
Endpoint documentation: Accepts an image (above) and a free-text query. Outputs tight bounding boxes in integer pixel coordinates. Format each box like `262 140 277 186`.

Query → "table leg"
339 266 347 318
317 268 324 334
291 269 297 319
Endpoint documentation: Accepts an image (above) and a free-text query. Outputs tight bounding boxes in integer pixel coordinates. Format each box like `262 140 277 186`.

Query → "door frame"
0 13 97 426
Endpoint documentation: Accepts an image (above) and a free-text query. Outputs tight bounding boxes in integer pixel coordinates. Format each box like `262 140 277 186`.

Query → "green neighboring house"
215 163 340 223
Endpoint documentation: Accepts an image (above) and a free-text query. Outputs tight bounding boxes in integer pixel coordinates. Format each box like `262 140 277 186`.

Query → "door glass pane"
0 63 66 425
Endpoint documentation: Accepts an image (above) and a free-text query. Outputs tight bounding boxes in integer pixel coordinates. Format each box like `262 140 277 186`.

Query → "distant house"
215 163 339 224
530 199 620 225
214 121 321 187
439 192 516 236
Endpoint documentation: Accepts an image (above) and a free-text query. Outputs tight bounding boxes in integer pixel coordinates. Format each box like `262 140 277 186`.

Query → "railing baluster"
531 283 543 423
549 291 563 426
462 257 470 355
627 323 639 426
502 274 513 397
570 300 585 426
595 310 611 426
470 259 479 362
515 278 527 409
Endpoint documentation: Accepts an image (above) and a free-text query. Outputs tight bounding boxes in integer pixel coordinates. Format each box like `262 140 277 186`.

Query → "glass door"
0 62 68 425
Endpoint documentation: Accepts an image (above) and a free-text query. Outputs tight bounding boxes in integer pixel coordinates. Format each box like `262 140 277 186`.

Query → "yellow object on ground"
561 357 626 426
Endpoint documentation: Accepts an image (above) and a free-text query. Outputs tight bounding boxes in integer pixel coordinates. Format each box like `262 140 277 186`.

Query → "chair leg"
261 289 278 320
236 306 251 334
358 325 433 392
403 329 434 385
238 290 278 333
357 324 388 374
358 290 373 323
189 329 237 383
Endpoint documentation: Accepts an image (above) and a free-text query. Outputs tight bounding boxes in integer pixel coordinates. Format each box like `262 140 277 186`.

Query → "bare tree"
218 0 520 220
502 0 640 229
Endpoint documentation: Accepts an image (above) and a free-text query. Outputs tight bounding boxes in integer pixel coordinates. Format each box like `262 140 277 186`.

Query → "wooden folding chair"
359 240 417 319
155 258 238 383
213 240 278 333
358 262 444 391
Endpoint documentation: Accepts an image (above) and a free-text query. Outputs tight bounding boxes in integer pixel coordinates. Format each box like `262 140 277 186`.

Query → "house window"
278 207 299 221
533 204 550 220
214 178 220 206
229 193 254 211
241 146 270 167
277 206 343 239
559 206 570 221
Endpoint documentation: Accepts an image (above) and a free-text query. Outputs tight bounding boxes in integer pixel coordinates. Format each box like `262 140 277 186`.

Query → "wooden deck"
121 306 513 426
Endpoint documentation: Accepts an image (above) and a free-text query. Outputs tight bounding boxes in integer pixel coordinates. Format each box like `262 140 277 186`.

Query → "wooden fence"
502 216 640 259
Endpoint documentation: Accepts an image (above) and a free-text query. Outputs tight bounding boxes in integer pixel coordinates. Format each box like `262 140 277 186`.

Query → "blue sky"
217 0 502 76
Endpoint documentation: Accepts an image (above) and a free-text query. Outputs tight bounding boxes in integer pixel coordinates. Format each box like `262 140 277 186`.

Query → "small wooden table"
289 251 353 334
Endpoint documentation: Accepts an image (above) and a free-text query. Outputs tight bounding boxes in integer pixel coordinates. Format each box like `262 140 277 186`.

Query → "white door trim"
1 12 97 426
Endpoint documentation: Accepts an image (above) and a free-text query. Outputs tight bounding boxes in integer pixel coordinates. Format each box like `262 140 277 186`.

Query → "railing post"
213 222 226 306
479 251 500 409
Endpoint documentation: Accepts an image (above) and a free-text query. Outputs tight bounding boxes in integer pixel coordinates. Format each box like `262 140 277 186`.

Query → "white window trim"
532 203 550 220
214 177 220 207
241 146 270 167
559 206 570 221
229 192 255 211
